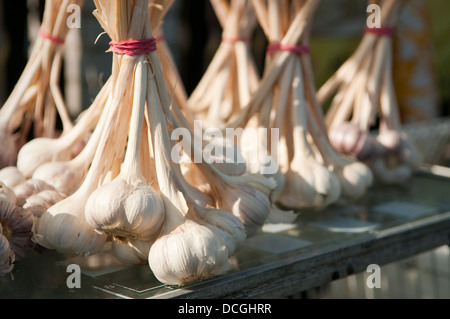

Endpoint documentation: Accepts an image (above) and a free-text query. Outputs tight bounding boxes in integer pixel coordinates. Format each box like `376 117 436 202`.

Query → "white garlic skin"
16 138 73 178
112 238 153 266
32 162 84 196
0 166 26 189
148 219 230 286
85 178 166 242
278 161 342 211
0 182 17 206
13 179 59 206
195 208 246 256
23 189 66 218
217 182 272 238
33 196 107 256
334 160 374 203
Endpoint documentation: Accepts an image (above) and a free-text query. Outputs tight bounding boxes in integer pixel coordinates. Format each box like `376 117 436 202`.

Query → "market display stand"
1 167 449 299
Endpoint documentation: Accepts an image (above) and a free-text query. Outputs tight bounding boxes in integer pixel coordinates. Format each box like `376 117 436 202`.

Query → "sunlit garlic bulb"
85 57 165 246
0 166 26 189
111 238 154 266
13 179 60 206
0 182 17 206
194 207 246 256
278 158 342 211
221 180 272 237
16 138 75 178
33 194 108 256
0 202 35 261
149 218 230 286
85 178 165 243
23 189 66 218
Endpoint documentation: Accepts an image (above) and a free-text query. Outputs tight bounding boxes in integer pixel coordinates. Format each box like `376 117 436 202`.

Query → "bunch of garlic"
85 57 165 266
318 0 420 185
187 0 259 128
147 73 246 286
226 0 371 212
0 0 85 170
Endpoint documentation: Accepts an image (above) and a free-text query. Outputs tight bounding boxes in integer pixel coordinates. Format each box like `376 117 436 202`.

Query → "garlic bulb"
0 202 35 261
369 130 420 184
13 179 59 206
31 85 113 196
33 186 108 256
329 122 384 161
0 182 17 206
193 206 246 256
0 226 15 277
0 166 26 189
173 121 275 237
85 57 165 249
111 238 154 266
277 59 341 210
147 73 232 286
23 189 66 218
211 173 275 237
15 83 108 178
149 218 229 286
32 90 124 256
307 113 374 204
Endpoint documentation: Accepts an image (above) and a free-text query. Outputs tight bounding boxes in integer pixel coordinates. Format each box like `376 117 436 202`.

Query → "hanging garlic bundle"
0 0 84 169
187 0 259 128
229 0 334 211
58 0 248 282
318 0 420 185
146 62 246 286
34 0 176 258
85 55 165 265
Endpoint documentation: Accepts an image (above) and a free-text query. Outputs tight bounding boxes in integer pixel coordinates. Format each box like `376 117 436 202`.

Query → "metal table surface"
1 166 450 299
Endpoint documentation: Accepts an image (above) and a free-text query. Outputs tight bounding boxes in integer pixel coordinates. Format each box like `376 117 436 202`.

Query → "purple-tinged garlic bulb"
0 225 15 277
13 179 60 206
0 202 35 261
23 189 66 218
329 122 384 162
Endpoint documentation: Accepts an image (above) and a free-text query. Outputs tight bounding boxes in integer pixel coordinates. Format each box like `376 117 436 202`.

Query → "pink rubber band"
222 37 251 44
365 26 394 37
39 29 65 45
266 43 311 56
109 38 157 56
